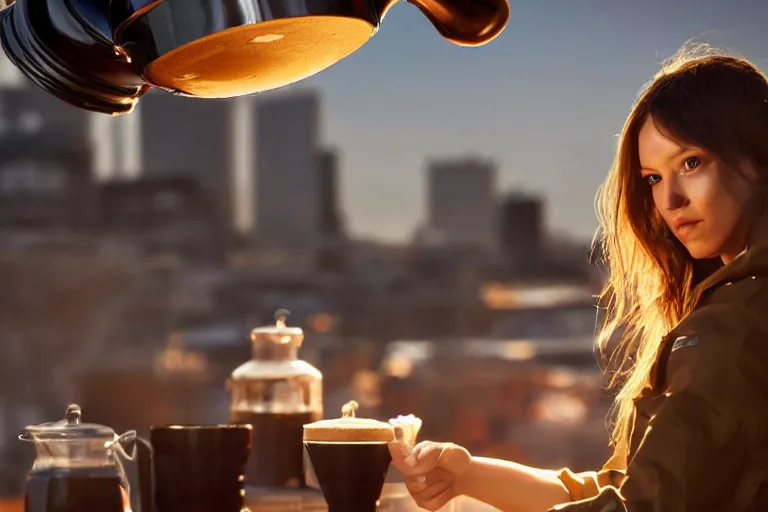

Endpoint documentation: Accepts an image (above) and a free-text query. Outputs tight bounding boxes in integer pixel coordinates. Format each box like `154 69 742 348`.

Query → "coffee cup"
303 402 395 512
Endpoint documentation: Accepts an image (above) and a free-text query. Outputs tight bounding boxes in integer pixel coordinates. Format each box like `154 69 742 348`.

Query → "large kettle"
0 0 509 115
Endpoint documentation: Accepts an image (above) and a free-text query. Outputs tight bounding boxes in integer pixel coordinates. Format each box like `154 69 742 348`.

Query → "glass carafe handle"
115 432 153 512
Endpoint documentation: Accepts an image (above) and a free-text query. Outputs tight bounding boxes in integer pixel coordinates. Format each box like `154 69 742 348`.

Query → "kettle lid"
20 404 115 441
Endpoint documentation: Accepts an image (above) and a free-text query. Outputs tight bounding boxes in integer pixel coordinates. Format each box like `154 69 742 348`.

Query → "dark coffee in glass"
19 404 147 512
150 424 253 512
24 467 127 512
230 410 320 488
303 401 395 512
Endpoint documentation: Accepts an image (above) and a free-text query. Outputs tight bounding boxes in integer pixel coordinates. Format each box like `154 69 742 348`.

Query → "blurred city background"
0 0 765 503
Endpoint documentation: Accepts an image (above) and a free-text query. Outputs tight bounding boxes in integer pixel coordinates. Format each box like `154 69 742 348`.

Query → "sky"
288 0 768 243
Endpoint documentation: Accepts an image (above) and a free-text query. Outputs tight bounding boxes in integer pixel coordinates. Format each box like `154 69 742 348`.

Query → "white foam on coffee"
303 401 395 443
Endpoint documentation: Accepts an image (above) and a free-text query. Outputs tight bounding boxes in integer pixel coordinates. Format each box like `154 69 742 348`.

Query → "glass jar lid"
251 309 303 346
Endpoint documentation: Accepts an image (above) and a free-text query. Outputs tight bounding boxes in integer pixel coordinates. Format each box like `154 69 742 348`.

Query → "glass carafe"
20 404 149 512
229 309 323 489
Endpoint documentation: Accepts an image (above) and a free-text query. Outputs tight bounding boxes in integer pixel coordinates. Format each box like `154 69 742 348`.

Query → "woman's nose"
659 180 690 212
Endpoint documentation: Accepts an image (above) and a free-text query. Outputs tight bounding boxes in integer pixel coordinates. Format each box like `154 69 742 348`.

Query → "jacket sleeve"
556 452 626 502
550 303 768 512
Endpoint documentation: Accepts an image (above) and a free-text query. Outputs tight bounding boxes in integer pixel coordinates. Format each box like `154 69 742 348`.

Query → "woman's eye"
683 156 701 172
645 174 661 186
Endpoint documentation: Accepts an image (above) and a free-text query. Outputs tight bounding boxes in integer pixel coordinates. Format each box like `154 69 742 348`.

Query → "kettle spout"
374 0 509 47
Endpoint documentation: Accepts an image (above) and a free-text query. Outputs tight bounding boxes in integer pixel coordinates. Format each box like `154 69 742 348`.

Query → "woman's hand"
389 440 472 511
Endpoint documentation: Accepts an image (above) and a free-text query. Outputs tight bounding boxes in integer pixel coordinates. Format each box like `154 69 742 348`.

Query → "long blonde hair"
595 44 768 460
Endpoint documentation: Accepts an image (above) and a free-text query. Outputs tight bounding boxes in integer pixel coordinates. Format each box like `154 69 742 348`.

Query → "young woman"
389 46 768 511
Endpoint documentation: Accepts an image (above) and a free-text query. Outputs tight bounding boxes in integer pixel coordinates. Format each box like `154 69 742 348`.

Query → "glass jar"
229 309 323 489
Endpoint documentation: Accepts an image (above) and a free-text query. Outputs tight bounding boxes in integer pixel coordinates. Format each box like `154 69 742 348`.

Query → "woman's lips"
674 220 701 240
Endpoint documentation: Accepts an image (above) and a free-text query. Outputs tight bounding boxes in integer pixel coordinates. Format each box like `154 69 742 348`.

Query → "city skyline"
2 1 766 245
298 0 768 243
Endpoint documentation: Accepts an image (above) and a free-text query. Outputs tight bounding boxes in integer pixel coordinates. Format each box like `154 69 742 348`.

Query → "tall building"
0 80 96 231
253 90 320 250
136 90 240 233
0 130 94 231
91 113 141 181
0 53 108 186
498 192 544 260
0 85 90 144
139 91 234 178
317 147 342 238
426 156 497 250
97 174 225 264
315 147 349 273
498 192 546 278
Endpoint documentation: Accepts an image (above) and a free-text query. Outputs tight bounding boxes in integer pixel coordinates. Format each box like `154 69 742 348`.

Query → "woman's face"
637 116 756 263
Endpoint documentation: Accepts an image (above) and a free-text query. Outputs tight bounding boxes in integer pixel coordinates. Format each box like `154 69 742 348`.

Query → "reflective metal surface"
0 0 509 114
374 0 509 46
111 0 509 98
0 0 146 113
111 0 379 97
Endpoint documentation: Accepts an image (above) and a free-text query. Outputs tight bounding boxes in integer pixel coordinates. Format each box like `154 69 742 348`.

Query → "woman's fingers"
407 468 455 511
390 440 443 477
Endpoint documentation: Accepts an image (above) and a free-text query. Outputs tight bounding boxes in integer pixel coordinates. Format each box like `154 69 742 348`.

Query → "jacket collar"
695 213 768 298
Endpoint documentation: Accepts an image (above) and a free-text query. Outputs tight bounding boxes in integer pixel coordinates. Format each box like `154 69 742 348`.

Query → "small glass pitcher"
20 403 150 512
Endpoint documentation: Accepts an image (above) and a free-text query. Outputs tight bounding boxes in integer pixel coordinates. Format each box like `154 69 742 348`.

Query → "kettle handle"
115 434 154 512
135 437 154 512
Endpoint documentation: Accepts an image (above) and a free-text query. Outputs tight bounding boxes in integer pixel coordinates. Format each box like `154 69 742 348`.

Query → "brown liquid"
153 455 246 512
145 16 374 98
24 468 127 512
231 410 320 488
305 442 392 512
150 425 252 512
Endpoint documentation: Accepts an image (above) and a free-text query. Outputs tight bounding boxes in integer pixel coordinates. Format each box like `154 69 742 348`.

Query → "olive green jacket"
551 245 768 512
